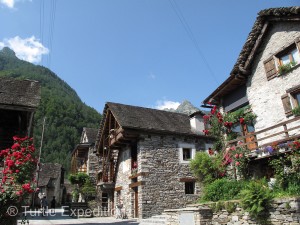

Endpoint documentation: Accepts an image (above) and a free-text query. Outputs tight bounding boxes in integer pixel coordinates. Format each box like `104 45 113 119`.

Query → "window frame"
182 148 192 161
289 88 300 109
276 44 299 66
178 143 195 164
264 37 300 80
282 85 300 116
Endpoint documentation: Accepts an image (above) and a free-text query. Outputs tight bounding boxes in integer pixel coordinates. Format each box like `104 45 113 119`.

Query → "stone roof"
38 163 62 187
83 127 98 143
0 77 41 110
231 7 300 75
97 102 205 139
203 7 300 104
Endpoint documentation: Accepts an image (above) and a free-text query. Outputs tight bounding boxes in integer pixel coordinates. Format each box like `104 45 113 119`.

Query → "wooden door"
243 124 257 150
134 188 138 218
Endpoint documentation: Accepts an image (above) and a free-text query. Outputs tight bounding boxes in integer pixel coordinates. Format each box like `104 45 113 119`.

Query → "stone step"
139 214 168 225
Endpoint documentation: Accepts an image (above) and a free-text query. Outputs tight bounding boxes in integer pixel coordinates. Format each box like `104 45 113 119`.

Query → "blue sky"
0 0 298 113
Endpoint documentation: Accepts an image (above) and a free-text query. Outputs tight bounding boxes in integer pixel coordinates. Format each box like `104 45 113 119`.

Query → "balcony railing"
226 116 300 151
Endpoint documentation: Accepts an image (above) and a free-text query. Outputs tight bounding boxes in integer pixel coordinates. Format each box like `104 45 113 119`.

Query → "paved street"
17 209 140 225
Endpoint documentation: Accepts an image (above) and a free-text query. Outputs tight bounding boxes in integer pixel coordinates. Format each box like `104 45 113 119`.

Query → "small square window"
182 148 191 161
277 45 300 66
185 182 195 194
264 39 300 80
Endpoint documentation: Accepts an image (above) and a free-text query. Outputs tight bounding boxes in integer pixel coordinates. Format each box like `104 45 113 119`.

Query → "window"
278 46 300 66
182 148 191 161
185 182 195 194
294 92 300 106
281 85 300 116
264 38 300 80
102 193 108 210
178 143 195 163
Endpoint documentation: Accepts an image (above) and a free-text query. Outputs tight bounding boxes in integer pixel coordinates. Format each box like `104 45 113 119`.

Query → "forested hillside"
0 47 102 172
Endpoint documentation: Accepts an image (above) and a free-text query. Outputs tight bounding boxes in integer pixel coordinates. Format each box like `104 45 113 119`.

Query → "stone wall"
114 147 132 216
247 21 300 145
139 134 210 218
113 133 213 219
163 198 300 225
87 146 99 185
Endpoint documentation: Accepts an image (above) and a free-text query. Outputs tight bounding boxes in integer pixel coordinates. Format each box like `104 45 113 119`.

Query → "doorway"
133 187 138 218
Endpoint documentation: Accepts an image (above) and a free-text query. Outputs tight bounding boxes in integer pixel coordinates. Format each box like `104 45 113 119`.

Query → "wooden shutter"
263 57 277 80
281 93 292 116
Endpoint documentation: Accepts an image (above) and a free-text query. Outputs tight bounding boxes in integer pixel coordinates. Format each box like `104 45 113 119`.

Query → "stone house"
70 127 99 202
0 77 41 150
0 77 41 180
95 102 214 219
202 7 300 177
71 127 99 182
36 163 65 206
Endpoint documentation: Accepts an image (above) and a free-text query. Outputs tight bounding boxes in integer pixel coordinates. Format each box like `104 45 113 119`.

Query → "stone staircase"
139 214 169 225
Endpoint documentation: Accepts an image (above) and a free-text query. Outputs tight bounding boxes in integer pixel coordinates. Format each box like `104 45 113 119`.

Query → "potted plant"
292 105 300 117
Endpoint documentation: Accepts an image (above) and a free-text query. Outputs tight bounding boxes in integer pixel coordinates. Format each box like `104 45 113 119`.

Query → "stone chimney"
189 111 205 134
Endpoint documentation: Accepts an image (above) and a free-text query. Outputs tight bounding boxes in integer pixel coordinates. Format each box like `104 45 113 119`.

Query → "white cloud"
155 99 180 110
0 0 14 8
0 36 49 63
0 0 32 8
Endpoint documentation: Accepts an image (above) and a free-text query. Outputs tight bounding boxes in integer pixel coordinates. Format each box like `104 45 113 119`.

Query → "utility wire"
48 0 57 69
40 0 45 66
168 0 219 85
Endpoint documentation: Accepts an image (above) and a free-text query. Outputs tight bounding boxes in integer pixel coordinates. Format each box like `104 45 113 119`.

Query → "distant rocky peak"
176 100 199 115
0 47 17 58
162 100 199 115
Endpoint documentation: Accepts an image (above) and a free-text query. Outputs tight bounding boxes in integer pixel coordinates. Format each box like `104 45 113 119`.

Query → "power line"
168 0 219 85
48 0 57 69
40 0 45 66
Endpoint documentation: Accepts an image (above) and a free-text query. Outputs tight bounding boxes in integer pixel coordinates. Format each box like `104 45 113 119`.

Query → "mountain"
0 48 102 172
162 100 200 115
176 100 200 115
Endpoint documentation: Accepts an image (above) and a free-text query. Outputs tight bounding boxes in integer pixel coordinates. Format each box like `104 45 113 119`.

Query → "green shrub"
68 172 89 186
215 201 225 212
240 179 273 223
202 178 247 202
190 152 224 185
285 202 291 210
225 201 237 213
210 202 217 213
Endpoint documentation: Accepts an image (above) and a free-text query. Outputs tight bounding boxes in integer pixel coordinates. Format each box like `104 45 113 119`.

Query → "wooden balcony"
97 181 115 191
226 116 300 152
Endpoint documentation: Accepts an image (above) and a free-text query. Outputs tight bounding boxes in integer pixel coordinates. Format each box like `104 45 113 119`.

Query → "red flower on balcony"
239 117 245 124
203 129 209 135
224 121 233 128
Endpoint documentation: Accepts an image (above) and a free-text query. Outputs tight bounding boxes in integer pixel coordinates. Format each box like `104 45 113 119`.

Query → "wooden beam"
128 172 149 179
114 186 123 191
129 181 145 188
179 178 196 182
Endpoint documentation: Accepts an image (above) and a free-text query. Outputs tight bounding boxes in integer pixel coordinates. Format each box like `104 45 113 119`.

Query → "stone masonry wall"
88 146 99 185
164 198 300 225
114 147 132 216
139 134 211 219
247 21 300 145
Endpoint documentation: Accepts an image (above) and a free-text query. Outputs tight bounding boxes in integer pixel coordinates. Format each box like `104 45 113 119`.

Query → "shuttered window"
281 94 292 116
263 57 277 80
264 37 300 80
